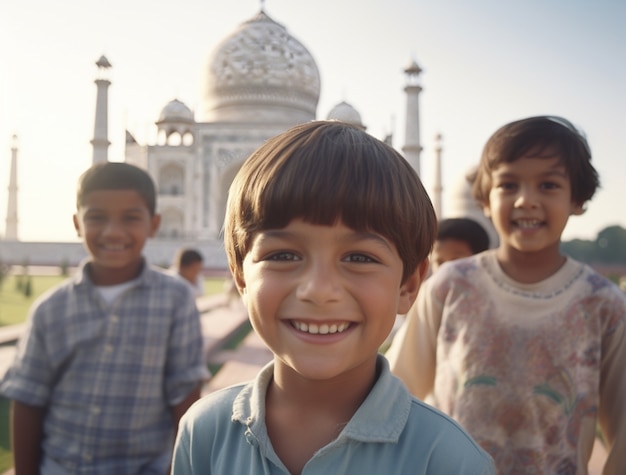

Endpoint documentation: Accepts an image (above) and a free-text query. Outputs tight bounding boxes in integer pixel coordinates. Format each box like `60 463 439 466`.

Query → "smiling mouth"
101 243 128 251
514 219 542 229
291 321 351 335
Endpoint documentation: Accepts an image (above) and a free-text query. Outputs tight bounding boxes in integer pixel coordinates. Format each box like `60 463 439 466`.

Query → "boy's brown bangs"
227 121 437 284
77 162 157 214
483 121 598 205
496 135 564 166
251 133 402 238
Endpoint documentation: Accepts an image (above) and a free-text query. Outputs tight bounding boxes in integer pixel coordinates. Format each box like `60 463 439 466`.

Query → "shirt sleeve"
597 288 626 472
0 303 56 406
164 288 210 406
171 416 195 475
386 275 443 400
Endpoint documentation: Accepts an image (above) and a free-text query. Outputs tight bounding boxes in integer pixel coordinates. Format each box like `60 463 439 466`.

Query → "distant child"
430 217 490 272
0 162 209 474
171 248 205 298
383 217 489 349
387 116 626 474
171 121 495 474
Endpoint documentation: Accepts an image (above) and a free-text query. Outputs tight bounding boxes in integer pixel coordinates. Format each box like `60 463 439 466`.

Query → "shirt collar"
72 257 153 288
231 355 412 445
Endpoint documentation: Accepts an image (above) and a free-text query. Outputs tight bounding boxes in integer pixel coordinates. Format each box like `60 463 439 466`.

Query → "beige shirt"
386 250 626 475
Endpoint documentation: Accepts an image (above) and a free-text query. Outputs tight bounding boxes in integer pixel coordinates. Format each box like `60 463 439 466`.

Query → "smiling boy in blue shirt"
172 121 495 474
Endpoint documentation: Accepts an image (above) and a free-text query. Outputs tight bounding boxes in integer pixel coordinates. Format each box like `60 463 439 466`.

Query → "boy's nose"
514 187 539 208
102 218 125 235
296 262 341 305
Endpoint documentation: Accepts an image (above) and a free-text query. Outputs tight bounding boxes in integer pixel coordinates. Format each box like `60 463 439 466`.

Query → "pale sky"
1 0 624 242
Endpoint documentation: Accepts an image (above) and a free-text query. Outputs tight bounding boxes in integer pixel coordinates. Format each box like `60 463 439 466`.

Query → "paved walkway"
204 330 273 394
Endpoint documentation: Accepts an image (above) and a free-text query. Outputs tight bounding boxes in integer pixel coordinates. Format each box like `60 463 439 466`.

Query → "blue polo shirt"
173 356 494 474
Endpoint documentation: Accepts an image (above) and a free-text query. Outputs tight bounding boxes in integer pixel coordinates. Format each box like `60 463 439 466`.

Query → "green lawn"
0 274 227 327
0 274 66 326
203 277 228 296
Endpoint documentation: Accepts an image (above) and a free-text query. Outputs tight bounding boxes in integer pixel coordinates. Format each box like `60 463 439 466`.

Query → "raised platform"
0 238 228 270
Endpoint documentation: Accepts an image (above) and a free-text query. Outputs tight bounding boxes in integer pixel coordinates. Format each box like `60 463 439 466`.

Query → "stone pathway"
203 330 273 394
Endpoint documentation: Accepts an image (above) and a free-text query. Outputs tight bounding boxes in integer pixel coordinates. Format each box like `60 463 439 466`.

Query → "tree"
561 225 626 264
595 226 626 263
23 276 33 298
60 259 69 277
561 239 595 262
0 260 9 292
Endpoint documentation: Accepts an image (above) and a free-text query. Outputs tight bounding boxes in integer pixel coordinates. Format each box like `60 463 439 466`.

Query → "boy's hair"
175 249 204 268
472 116 600 208
76 162 157 215
225 120 437 284
437 218 489 254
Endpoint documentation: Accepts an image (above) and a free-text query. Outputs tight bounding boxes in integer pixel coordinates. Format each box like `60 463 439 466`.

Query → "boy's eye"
344 253 377 263
497 182 517 191
266 251 300 262
540 181 559 190
84 214 105 222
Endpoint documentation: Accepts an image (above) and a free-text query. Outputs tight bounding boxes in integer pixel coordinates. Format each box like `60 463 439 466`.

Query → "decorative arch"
159 164 184 196
159 207 184 238
166 132 182 146
216 159 245 232
156 128 194 146
182 132 194 146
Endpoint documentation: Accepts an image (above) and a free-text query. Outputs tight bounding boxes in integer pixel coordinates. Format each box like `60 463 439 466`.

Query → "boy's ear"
397 259 430 314
231 266 246 295
482 202 492 219
570 202 585 216
149 213 161 237
73 214 81 236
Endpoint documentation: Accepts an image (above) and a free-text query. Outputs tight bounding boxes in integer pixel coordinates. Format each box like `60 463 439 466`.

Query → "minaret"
5 134 19 241
402 59 423 176
91 55 112 164
433 133 443 219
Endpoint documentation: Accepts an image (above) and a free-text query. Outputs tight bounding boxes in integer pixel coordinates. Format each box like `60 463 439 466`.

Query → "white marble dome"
327 101 365 129
199 10 321 124
157 98 194 124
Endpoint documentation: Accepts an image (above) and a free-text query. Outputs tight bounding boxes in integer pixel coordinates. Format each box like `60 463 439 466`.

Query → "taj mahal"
1 7 495 269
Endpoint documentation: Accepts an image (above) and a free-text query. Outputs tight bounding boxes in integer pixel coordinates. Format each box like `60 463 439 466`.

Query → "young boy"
171 121 495 474
0 162 208 474
387 116 626 474
170 248 205 298
430 217 490 272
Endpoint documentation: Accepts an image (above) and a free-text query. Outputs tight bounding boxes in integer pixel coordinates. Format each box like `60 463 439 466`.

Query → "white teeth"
104 244 126 250
292 321 350 335
516 219 540 229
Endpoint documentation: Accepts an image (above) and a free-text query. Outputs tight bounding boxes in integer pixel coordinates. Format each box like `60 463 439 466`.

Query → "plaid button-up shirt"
1 259 209 474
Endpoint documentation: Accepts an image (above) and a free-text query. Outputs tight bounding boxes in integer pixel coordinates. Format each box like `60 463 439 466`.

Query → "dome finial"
260 0 266 12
